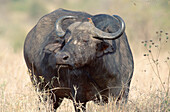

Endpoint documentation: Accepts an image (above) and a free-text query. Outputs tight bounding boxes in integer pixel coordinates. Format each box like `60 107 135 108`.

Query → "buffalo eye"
97 42 110 51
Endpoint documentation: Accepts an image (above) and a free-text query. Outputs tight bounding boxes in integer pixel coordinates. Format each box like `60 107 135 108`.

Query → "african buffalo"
24 8 134 112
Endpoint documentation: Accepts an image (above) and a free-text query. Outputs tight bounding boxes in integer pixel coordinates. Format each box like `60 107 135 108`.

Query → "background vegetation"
0 0 169 111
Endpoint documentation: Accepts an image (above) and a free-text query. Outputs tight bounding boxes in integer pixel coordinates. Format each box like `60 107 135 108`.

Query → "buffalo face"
55 28 103 68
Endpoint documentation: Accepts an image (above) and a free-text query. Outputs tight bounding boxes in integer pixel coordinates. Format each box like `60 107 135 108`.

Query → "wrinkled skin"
24 8 134 112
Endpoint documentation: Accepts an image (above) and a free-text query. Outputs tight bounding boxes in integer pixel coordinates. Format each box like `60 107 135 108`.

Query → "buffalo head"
49 15 125 68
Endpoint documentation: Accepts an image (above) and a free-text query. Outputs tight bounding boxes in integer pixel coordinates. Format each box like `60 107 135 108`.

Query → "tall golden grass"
0 32 169 111
0 0 169 111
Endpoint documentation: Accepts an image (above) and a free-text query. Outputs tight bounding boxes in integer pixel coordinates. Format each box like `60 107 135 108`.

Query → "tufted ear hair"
96 41 115 57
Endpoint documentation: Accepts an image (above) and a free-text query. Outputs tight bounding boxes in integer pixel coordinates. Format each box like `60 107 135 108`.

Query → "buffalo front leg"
51 95 63 111
73 102 86 112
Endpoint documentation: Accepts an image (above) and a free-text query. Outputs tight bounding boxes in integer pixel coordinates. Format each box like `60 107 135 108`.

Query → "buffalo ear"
96 42 114 57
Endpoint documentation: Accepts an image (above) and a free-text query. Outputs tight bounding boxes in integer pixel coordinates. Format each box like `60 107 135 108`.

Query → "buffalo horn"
55 16 77 37
93 15 125 40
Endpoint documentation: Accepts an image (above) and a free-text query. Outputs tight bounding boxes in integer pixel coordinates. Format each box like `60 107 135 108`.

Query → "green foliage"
9 0 47 18
9 25 26 52
29 1 47 18
0 0 169 51
1 0 47 52
10 0 30 12
59 0 100 11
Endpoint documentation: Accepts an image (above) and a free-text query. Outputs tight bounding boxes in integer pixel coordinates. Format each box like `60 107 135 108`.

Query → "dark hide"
24 8 134 112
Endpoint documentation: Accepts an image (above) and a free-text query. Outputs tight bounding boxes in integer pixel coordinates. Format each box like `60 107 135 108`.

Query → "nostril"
55 52 70 62
63 55 69 60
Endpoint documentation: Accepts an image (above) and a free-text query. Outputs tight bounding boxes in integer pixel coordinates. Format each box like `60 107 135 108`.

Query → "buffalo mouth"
56 64 74 69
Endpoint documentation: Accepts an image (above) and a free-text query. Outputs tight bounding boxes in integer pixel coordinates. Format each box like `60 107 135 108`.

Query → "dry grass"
0 1 169 111
0 37 169 112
